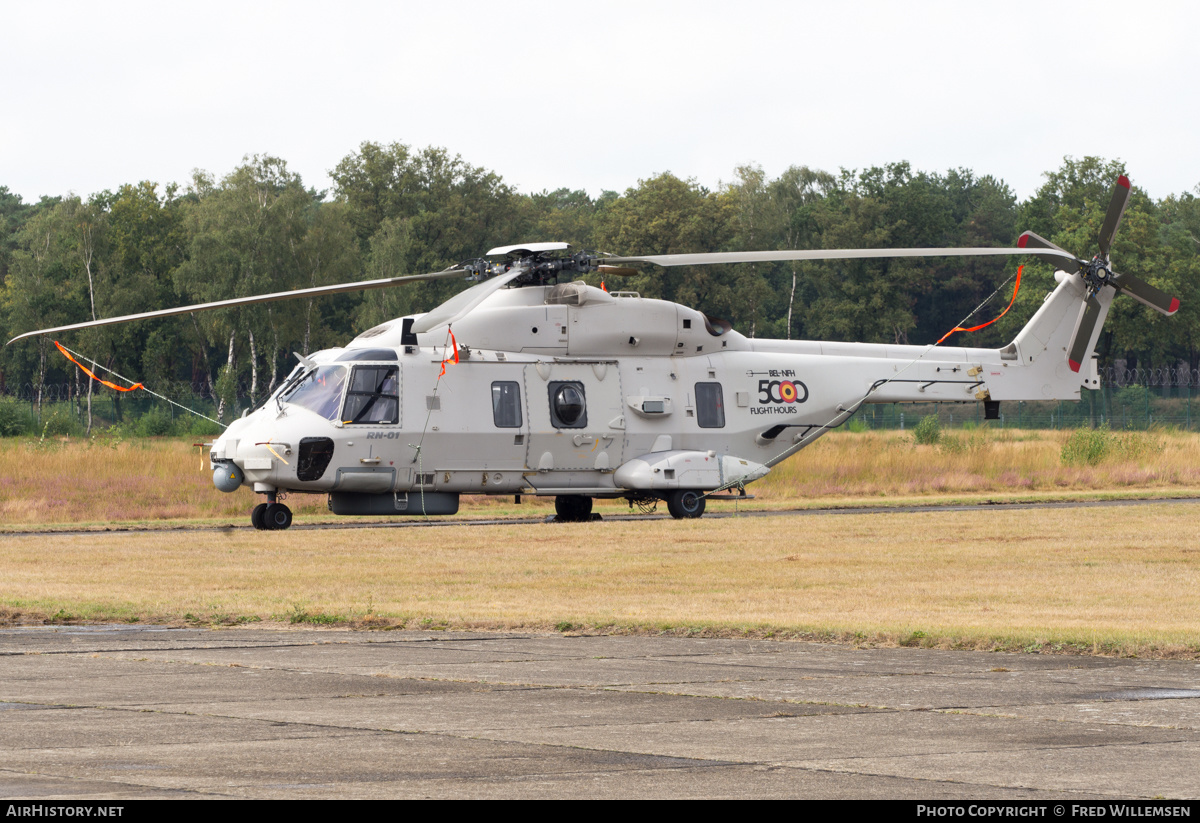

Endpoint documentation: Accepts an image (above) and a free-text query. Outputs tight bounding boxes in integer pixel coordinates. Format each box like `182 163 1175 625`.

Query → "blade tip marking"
1118 175 1131 189
1068 359 1082 373
1169 297 1180 314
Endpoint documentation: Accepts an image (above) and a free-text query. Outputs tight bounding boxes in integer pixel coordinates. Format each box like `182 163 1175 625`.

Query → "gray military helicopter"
9 176 1178 528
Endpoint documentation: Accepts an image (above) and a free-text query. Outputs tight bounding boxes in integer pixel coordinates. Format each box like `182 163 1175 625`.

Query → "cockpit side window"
281 365 347 421
343 365 400 424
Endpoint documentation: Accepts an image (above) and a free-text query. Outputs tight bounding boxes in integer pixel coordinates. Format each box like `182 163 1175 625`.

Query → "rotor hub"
461 249 601 287
1082 256 1114 296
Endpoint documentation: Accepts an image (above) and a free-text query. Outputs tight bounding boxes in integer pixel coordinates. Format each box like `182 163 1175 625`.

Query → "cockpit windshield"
280 365 347 421
276 363 305 395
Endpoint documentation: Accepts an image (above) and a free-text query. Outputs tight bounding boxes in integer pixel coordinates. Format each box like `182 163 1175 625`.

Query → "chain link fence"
862 362 1200 431
1 380 218 404
0 380 230 436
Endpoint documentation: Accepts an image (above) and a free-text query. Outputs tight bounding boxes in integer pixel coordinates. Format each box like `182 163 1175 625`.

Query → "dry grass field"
2 504 1198 657
2 426 1199 526
2 427 1198 656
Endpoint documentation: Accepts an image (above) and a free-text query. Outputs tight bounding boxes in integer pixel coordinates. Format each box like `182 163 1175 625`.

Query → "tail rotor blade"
1113 270 1180 316
1017 231 1082 271
1098 175 1132 255
1067 296 1103 373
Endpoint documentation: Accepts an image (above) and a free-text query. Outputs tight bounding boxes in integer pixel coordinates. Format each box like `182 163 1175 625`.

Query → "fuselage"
209 277 1092 509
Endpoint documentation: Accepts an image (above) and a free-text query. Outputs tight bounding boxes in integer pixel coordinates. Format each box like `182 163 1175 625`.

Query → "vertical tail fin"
1001 272 1110 399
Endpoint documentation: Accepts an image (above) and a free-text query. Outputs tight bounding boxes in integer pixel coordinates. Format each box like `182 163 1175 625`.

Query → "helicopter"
9 175 1179 528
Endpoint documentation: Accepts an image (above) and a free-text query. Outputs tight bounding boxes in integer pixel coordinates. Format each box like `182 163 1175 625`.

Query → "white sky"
2 0 1198 205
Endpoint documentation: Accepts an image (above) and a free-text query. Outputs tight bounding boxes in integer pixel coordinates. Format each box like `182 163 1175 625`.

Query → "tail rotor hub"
1021 175 1180 373
1083 256 1113 296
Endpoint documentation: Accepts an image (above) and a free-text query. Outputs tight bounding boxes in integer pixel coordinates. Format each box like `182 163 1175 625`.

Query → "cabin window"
548 381 587 429
342 365 399 424
491 381 523 428
282 365 347 421
695 382 725 428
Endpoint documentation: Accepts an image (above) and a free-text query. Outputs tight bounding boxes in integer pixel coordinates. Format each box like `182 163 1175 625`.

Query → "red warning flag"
438 328 459 377
936 265 1024 345
54 341 143 392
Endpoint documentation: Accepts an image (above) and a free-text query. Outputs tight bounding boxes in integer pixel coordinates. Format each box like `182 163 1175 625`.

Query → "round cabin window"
553 385 585 426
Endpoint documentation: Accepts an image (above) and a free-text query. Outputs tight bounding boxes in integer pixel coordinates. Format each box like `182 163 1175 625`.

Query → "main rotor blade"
1067 296 1103 373
1098 175 1132 256
410 268 527 334
595 265 639 277
7 267 469 345
1113 270 1180 316
1017 231 1084 271
599 246 1080 268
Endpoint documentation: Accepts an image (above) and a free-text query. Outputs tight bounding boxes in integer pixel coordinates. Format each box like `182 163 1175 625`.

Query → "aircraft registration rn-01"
9 176 1178 528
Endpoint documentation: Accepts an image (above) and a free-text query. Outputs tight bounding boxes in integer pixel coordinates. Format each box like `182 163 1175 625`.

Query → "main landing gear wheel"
665 490 706 519
263 502 293 530
554 494 593 522
251 503 268 530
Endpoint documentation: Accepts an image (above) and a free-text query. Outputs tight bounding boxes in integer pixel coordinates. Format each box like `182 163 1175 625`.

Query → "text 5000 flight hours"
757 379 809 404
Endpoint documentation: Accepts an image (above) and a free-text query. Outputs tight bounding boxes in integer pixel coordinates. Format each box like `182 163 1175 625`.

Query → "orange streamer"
438 328 459 377
54 341 143 392
936 265 1023 345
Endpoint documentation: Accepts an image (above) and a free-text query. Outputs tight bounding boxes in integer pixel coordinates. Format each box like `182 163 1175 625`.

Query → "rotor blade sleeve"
1017 231 1083 271
1067 296 1103 373
410 268 526 334
7 267 468 345
598 246 1079 267
1098 175 1132 255
1114 270 1180 315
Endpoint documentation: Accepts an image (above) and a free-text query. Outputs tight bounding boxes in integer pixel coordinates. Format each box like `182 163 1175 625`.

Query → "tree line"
2 145 1197 429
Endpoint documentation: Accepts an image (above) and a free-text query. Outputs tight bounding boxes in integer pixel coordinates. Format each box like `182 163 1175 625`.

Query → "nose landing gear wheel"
665 490 706 519
251 503 268 530
263 502 293 530
554 494 593 522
